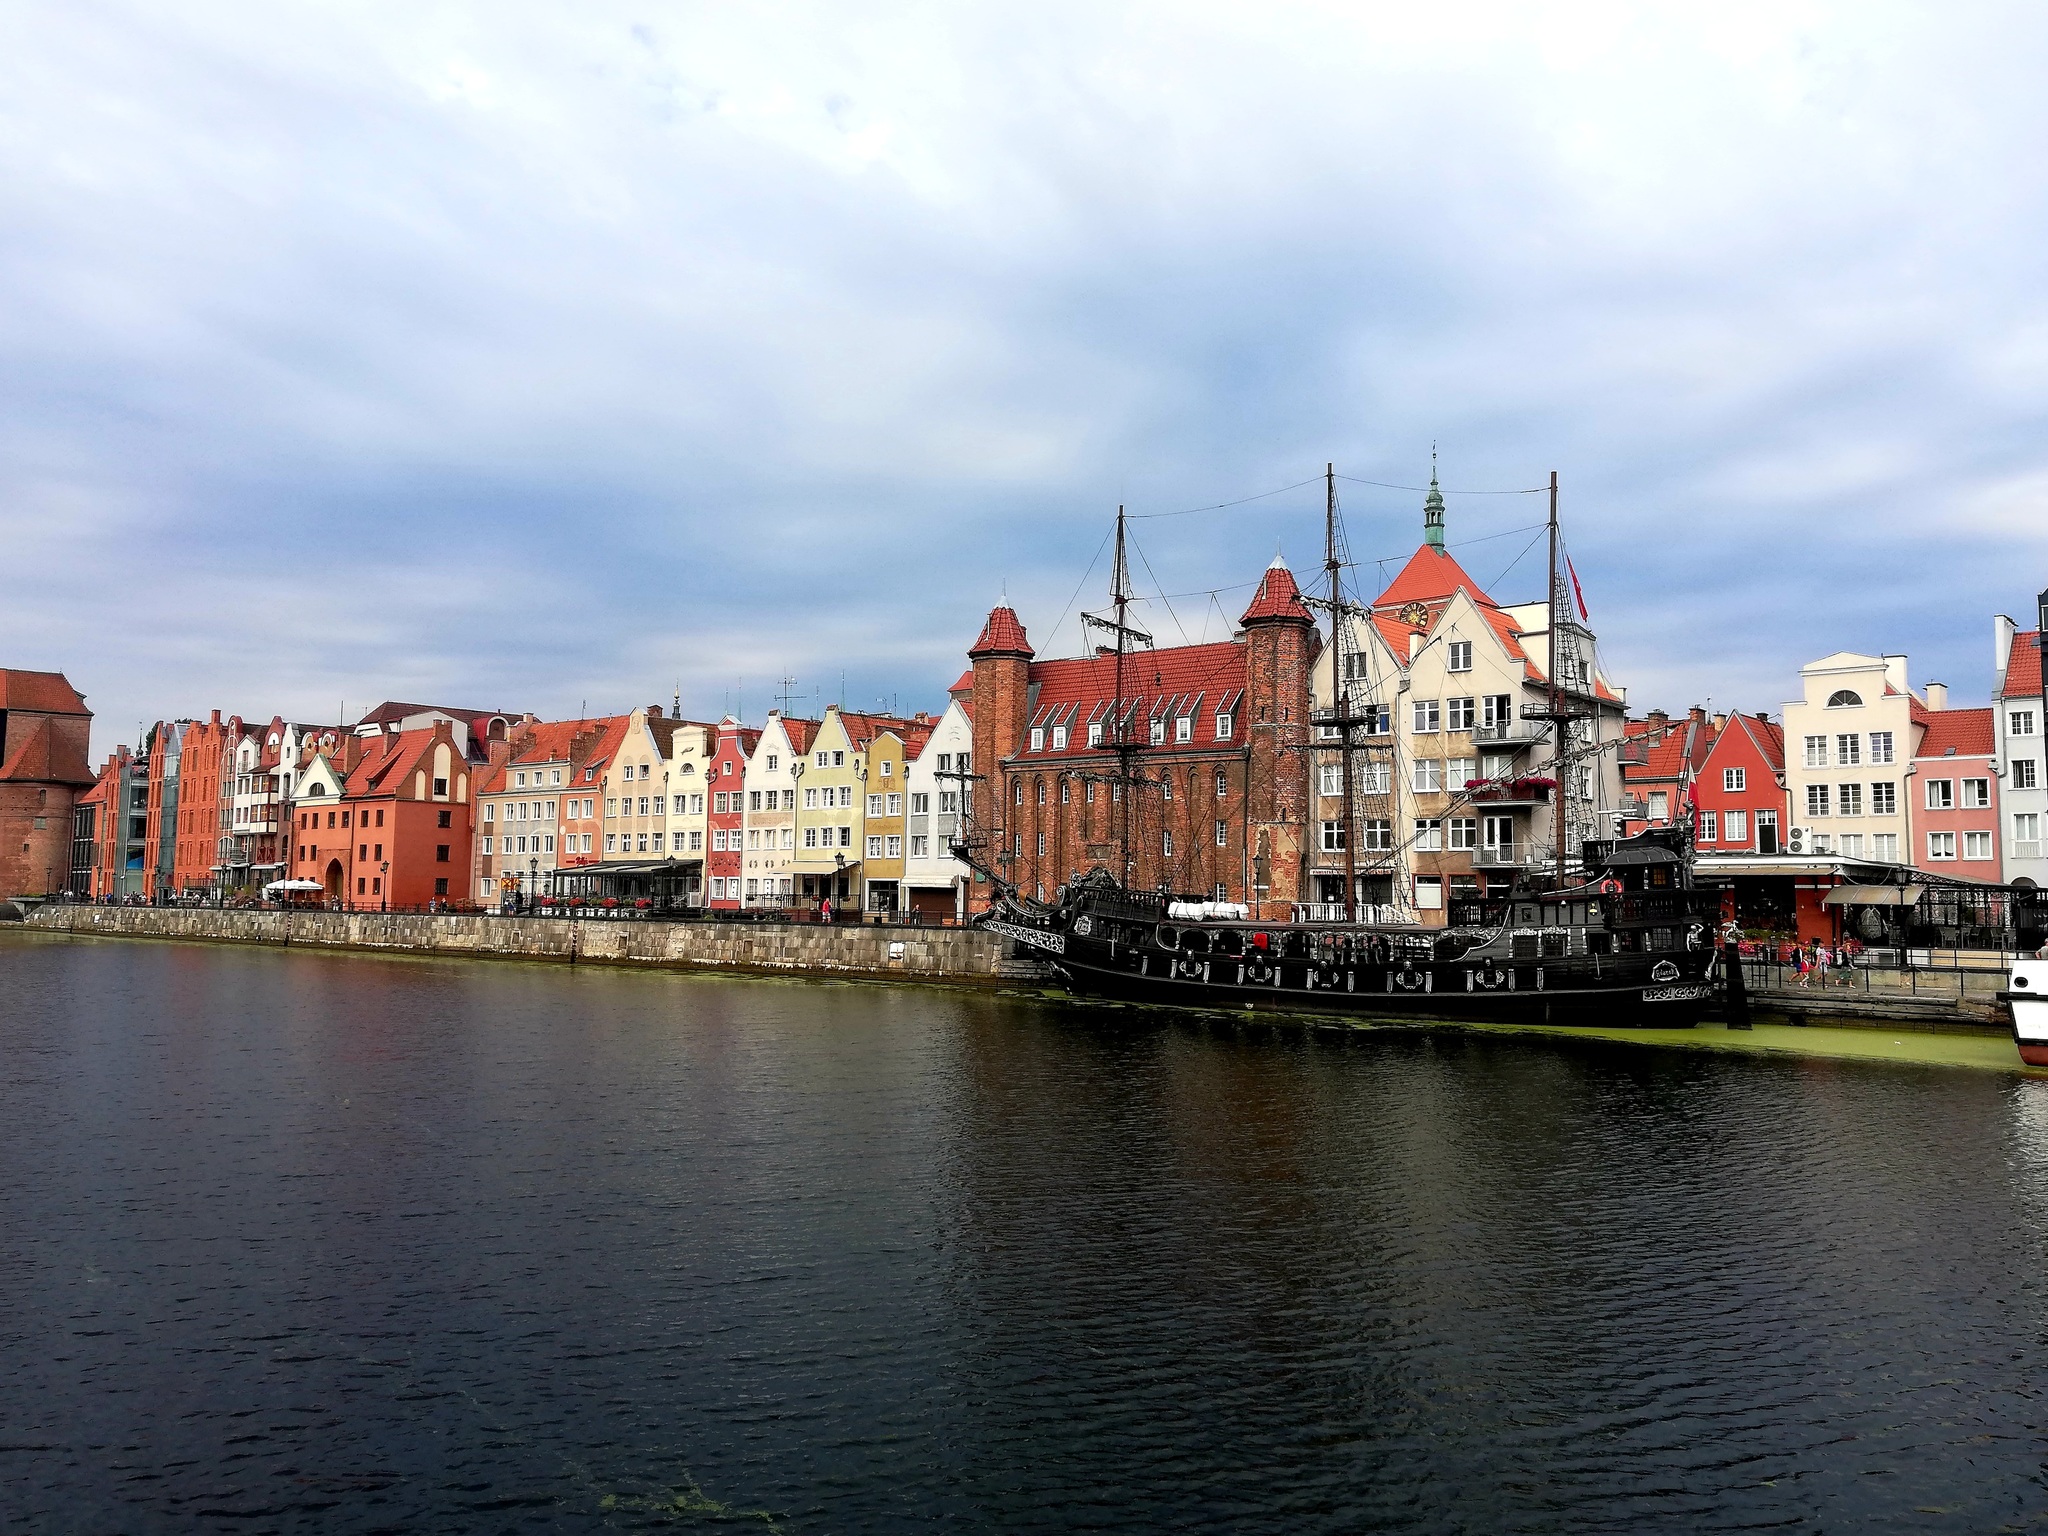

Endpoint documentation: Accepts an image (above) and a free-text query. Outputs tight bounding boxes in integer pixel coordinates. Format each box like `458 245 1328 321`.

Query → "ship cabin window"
1511 934 1539 960
1516 905 1539 925
1541 931 1568 959
1585 931 1613 956
1157 925 1181 950
1213 929 1244 958
1647 866 1672 888
1282 931 1311 960
1649 928 1676 951
1614 929 1642 953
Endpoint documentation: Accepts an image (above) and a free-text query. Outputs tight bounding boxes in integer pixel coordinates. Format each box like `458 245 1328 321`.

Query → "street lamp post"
380 860 389 913
529 857 539 914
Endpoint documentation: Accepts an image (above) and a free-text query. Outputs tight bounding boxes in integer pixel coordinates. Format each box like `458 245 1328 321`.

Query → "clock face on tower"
1398 601 1430 627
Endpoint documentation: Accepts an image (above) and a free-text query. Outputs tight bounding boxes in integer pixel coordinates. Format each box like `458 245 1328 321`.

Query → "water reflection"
2 934 2043 1533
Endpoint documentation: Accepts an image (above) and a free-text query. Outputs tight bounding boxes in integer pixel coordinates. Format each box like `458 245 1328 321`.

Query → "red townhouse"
1910 706 2001 881
1619 707 1714 836
705 718 760 911
1691 712 1787 855
336 721 477 909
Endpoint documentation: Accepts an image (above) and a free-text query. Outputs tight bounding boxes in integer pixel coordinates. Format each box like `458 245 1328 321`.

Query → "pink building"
1910 703 2001 880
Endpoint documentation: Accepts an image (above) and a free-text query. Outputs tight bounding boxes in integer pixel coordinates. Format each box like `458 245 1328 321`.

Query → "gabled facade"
78 745 149 899
741 714 815 909
1780 653 1918 863
787 706 917 912
337 722 475 908
475 714 616 908
662 721 714 874
902 699 974 922
1691 712 1787 855
1994 597 2048 888
287 744 358 901
599 707 685 866
1309 483 1627 925
703 718 760 909
1619 708 1714 836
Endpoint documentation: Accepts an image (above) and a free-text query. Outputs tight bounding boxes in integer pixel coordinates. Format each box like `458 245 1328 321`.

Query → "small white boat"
2004 958 2048 1067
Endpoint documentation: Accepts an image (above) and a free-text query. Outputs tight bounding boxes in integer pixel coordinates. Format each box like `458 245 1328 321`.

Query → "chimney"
1996 615 2019 684
648 704 664 719
1688 706 1706 724
1925 681 1948 712
1882 653 1908 694
1711 713 1727 733
1647 708 1670 727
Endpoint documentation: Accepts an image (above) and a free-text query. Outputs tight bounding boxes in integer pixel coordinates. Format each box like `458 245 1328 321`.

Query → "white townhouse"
742 713 815 909
1995 595 2048 887
1778 653 1918 864
902 699 975 922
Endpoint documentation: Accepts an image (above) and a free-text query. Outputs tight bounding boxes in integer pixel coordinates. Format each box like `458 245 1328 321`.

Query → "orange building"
335 721 476 909
0 669 95 900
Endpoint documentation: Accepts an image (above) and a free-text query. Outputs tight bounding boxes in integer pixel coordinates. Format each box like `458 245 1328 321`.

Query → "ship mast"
1083 507 1152 889
1548 470 1564 892
1325 463 1356 922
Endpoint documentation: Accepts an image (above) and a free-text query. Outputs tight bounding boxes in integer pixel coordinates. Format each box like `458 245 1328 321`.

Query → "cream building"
662 721 714 874
1780 653 1918 864
903 700 974 921
600 707 682 861
860 724 918 916
1309 482 1626 923
741 713 815 909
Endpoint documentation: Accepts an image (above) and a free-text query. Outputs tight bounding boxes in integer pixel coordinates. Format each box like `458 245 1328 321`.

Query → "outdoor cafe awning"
1822 883 1925 908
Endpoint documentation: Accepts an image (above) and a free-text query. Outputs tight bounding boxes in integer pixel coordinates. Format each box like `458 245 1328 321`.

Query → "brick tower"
967 602 1033 909
1239 558 1316 917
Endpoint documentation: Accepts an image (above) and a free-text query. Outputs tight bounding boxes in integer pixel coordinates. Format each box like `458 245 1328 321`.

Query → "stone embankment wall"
25 905 1015 985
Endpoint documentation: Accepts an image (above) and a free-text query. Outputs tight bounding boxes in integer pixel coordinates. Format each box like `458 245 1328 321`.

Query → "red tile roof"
1375 546 1491 610
0 716 94 785
1367 547 1544 682
1915 707 1995 758
1240 560 1313 624
969 605 1034 659
1999 631 2043 698
1012 641 1246 763
1622 714 1713 785
0 669 89 715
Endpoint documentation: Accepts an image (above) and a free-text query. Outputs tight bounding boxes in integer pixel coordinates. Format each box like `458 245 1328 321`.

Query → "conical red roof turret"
1239 556 1313 625
969 603 1035 659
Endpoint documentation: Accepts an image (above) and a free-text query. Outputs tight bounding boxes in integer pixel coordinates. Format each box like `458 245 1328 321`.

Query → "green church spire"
1423 445 1445 549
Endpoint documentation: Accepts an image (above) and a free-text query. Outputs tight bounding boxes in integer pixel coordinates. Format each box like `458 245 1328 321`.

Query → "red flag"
1566 554 1590 620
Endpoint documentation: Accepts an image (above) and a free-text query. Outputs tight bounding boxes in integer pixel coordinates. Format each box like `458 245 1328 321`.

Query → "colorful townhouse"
703 718 760 910
859 718 929 916
1780 653 1919 864
1307 483 1629 923
791 706 884 911
663 720 714 874
293 721 476 908
741 713 816 909
286 738 363 901
1994 598 2047 888
475 715 619 907
74 745 150 898
1690 712 1786 855
901 699 975 921
598 706 683 864
1910 701 2001 880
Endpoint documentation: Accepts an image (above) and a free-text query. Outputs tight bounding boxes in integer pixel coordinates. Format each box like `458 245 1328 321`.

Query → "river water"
2 932 2045 1533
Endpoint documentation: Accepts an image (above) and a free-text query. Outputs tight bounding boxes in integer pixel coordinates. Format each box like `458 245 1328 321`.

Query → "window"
1698 810 1719 842
1962 778 1990 809
1413 818 1443 852
484 804 495 823
1321 820 1346 851
910 793 930 814
623 764 635 783
1046 725 1066 751
1481 695 1513 730
1174 717 1192 744
867 794 885 817
886 835 903 858
803 787 819 809
867 836 884 858
1723 767 1746 792
1927 831 1956 860
1159 829 1174 857
1805 784 1830 817
605 798 617 818
803 827 818 848
1414 876 1443 910
2015 813 2042 857
433 777 448 797
1839 834 1863 857
1413 759 1442 793
437 809 452 828
838 826 853 848
1447 698 1475 731
1724 809 1747 843
2012 759 2038 790
1871 782 1897 816
1318 763 1342 796
1872 832 1896 862
1870 731 1895 764
1160 776 1171 802
1964 830 1993 860
1648 791 1669 821
1215 820 1227 847
605 834 616 853
1412 699 1440 733
1826 690 1863 708
910 835 929 857
887 793 903 815
1149 718 1165 745
1216 769 1229 797
1362 704 1391 734
551 770 562 786
1363 819 1392 851
1838 783 1863 816
1447 640 1473 672
1087 722 1103 747
1449 817 1477 850
1215 712 1233 741
481 836 493 854
1803 735 1828 768
1036 781 1047 805
839 786 854 808
1926 780 1954 810
1835 734 1861 766
2011 710 2038 738
817 751 830 768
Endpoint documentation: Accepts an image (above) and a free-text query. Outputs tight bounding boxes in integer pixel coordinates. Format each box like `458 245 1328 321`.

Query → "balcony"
1472 845 1529 868
1472 718 1541 746
1467 776 1554 807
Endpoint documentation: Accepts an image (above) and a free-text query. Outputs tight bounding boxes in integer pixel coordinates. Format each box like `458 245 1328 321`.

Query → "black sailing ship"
968 467 1723 1028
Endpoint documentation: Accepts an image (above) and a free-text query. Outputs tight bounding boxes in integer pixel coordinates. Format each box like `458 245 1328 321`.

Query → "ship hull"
1041 939 1714 1028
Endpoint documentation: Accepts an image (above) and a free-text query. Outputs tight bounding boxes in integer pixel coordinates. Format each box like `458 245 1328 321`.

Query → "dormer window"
1030 728 1045 752
1215 712 1233 741
1175 717 1192 743
1149 719 1166 745
1826 689 1863 708
1088 723 1103 747
515 771 527 788
1051 726 1067 750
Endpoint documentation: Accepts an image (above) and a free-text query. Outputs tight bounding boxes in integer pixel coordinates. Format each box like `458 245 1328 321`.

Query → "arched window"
1036 778 1046 806
1826 689 1863 708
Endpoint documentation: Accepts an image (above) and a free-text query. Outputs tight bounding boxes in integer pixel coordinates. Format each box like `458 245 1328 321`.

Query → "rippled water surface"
3 932 2046 1533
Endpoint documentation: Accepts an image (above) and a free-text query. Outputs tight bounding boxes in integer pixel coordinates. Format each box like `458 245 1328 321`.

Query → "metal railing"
1472 846 1527 868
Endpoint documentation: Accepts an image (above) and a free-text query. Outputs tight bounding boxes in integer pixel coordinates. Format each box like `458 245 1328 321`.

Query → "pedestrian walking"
1794 943 1811 988
1814 942 1831 987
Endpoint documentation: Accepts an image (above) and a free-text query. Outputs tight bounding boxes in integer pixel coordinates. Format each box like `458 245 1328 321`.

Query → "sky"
7 1 2048 750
